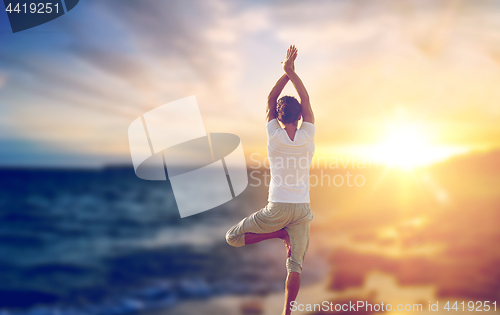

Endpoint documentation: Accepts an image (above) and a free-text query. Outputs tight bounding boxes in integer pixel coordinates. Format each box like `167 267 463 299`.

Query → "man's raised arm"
282 45 315 124
266 46 298 122
266 74 289 122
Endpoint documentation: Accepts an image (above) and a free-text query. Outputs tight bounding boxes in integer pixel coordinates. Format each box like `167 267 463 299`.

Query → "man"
226 45 315 315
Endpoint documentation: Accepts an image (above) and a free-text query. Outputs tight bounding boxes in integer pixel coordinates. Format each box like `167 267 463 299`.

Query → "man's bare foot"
279 229 291 258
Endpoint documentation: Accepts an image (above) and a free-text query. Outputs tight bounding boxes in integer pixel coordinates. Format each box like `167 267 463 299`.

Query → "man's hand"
279 229 292 258
280 45 315 124
282 45 297 73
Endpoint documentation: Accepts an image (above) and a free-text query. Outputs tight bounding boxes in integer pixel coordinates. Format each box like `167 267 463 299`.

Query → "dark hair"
276 96 301 124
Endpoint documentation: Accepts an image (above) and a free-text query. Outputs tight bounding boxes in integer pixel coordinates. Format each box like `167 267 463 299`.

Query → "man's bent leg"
225 204 290 247
244 228 287 245
282 272 300 315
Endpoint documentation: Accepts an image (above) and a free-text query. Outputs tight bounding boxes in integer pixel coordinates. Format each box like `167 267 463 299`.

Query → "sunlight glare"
370 122 467 169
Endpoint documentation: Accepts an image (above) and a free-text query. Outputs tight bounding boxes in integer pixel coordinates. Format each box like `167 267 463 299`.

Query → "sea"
0 167 290 315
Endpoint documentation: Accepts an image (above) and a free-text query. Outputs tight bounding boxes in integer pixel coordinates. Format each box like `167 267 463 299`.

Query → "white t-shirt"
266 119 315 203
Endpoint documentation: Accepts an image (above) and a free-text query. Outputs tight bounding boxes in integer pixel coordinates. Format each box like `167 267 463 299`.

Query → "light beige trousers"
225 202 313 273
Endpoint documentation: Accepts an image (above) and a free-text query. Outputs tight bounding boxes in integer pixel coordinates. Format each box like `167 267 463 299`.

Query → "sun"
370 122 466 169
377 124 431 168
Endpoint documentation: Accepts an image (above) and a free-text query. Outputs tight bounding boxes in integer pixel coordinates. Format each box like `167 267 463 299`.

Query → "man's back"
267 119 315 203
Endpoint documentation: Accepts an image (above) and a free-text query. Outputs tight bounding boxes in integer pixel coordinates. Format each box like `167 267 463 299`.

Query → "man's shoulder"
300 121 315 130
298 121 315 140
266 119 282 138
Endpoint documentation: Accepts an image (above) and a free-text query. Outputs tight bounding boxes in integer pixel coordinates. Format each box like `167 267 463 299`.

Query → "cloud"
2 0 500 166
0 73 7 89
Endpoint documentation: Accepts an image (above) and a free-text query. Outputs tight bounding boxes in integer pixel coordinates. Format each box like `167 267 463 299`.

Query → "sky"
1 0 500 167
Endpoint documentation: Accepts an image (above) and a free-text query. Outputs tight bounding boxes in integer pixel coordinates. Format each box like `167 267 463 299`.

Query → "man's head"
276 96 302 125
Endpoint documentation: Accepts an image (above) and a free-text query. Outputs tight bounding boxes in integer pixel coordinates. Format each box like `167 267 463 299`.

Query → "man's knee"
286 258 303 274
226 230 245 247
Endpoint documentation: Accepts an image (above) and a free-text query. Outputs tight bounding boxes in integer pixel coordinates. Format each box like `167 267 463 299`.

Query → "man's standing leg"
281 215 311 315
282 272 300 315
